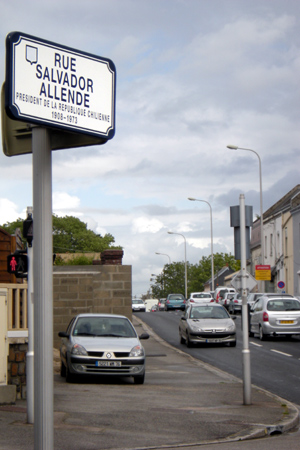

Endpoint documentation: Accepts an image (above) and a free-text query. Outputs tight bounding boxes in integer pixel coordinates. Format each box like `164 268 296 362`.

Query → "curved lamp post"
155 252 171 264
168 231 187 298
188 197 214 291
227 145 264 290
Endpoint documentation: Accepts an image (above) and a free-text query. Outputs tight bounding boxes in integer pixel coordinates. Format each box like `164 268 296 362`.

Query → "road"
136 310 300 406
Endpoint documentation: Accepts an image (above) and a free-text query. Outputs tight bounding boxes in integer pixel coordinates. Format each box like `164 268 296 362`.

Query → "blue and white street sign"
5 32 116 140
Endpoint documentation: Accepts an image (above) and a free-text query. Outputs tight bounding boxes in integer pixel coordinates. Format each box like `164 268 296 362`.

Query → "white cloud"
0 1 300 296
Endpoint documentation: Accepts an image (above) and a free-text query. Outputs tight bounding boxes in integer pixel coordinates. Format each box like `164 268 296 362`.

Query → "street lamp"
168 231 187 298
188 197 214 291
227 145 264 290
155 252 171 264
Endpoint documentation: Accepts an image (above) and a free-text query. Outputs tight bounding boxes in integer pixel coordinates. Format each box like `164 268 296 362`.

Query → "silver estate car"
249 296 300 340
58 314 149 384
179 304 236 347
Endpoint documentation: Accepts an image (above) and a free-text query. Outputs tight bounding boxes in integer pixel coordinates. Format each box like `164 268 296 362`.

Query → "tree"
150 253 240 298
1 215 121 264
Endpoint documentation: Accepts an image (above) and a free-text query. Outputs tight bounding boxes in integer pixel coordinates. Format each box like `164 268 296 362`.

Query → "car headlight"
189 324 202 332
224 324 236 332
71 344 88 356
129 345 145 357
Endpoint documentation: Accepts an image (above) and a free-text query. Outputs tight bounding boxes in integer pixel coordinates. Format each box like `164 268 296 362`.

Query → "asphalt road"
136 310 300 406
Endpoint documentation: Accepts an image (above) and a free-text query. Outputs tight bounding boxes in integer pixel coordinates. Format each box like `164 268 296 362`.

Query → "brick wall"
53 264 132 349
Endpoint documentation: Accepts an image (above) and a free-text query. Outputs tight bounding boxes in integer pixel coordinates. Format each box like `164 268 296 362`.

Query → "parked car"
179 304 236 347
157 298 166 311
150 304 158 312
132 299 146 312
185 292 214 308
165 293 186 311
249 296 300 340
58 313 149 384
219 292 235 310
228 293 242 314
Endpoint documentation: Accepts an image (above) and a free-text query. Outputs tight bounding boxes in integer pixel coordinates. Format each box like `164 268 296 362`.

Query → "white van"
144 298 159 312
214 287 236 303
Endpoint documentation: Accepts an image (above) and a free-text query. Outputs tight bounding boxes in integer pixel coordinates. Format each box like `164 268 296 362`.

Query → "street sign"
5 32 116 140
277 281 285 289
255 264 271 281
231 270 257 292
1 83 109 156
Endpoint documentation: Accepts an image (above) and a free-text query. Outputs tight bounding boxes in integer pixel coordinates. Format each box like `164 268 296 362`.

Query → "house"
204 265 235 291
250 185 300 295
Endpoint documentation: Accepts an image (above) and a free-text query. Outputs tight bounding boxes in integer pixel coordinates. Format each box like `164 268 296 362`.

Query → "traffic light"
23 213 33 247
7 253 28 277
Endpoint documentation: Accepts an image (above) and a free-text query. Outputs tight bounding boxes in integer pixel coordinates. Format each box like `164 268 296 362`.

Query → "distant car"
150 304 158 312
165 293 186 311
157 298 166 311
228 293 242 314
219 292 235 310
186 292 214 308
58 313 149 384
179 304 236 347
132 299 146 312
249 296 300 340
214 287 236 303
247 293 266 308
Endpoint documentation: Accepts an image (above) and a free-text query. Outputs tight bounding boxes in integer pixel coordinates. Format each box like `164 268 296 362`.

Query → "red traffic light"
7 253 28 275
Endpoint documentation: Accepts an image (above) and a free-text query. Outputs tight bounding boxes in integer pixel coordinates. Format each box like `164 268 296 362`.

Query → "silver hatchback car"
249 296 300 340
59 314 149 384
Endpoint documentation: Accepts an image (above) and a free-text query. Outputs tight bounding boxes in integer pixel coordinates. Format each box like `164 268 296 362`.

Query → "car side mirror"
181 316 186 321
58 331 69 338
139 333 150 340
231 316 237 320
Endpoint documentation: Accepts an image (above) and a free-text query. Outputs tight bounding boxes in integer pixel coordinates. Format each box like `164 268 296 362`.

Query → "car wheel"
179 331 185 344
60 361 66 377
186 333 193 348
229 340 236 347
133 373 145 384
259 325 266 341
65 363 74 383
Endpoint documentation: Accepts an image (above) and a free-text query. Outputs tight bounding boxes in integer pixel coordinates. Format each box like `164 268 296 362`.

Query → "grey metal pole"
240 194 252 405
26 207 34 424
32 128 54 449
187 198 214 291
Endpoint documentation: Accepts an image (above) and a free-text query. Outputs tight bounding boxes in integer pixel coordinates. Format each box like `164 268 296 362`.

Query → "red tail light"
183 299 186 303
190 299 195 303
210 299 214 303
166 300 170 304
234 300 238 304
263 312 269 322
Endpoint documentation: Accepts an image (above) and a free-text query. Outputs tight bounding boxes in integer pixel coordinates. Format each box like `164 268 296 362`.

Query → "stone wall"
7 343 27 400
53 264 132 349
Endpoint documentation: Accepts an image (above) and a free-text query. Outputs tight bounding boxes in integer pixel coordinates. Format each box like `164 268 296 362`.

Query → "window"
270 233 273 257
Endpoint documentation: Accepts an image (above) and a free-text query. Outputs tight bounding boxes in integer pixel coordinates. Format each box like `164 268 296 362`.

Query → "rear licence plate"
280 320 294 324
95 361 121 367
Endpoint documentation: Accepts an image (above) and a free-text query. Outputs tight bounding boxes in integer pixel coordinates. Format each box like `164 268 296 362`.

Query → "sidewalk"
0 316 298 450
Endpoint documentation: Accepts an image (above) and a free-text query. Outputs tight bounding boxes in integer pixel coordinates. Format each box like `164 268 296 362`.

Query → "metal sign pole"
26 207 34 424
32 128 54 449
240 194 251 405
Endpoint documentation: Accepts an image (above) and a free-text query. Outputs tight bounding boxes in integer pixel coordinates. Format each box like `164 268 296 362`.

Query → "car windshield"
132 300 143 304
190 306 229 319
267 300 300 311
73 317 137 338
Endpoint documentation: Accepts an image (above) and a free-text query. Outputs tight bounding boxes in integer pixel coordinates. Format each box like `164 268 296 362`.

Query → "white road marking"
270 349 292 357
250 342 262 347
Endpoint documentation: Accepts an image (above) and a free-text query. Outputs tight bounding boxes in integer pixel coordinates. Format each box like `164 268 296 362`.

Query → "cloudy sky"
1 0 300 297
